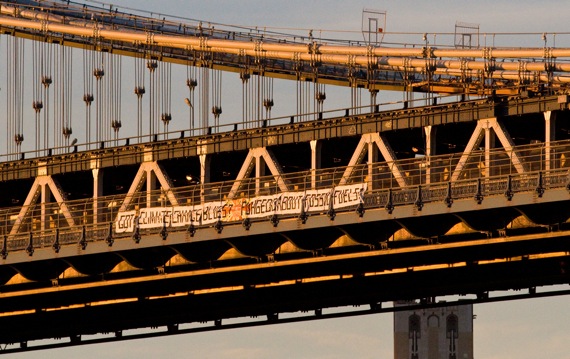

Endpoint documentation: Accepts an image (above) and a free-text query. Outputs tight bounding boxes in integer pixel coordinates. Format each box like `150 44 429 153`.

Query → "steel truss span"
0 135 569 352
2 0 570 354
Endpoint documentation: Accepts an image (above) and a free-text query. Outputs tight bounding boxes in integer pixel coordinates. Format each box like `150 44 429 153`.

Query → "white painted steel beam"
451 122 485 182
340 133 407 188
489 118 526 175
451 118 526 182
199 154 211 185
484 126 495 178
118 162 179 212
40 183 50 231
367 141 378 190
310 140 322 189
545 111 557 173
92 169 103 224
424 126 435 185
228 147 289 199
10 176 75 235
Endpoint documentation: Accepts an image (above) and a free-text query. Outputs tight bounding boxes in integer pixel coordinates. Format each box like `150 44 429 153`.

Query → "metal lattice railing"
2 139 570 253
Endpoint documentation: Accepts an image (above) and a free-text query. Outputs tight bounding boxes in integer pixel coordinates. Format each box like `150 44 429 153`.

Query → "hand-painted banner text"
115 183 366 233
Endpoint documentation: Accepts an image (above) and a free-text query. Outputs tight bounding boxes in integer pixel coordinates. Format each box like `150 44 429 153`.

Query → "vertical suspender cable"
186 62 196 136
256 72 261 127
155 59 160 138
106 52 112 143
105 51 112 143
63 46 73 148
262 75 272 120
107 51 121 143
246 66 253 129
154 58 159 139
8 36 25 158
167 61 172 135
247 72 251 129
43 40 53 152
240 68 249 129
313 76 317 120
134 53 145 140
218 69 222 129
111 53 122 145
83 45 94 149
154 58 158 139
160 61 172 138
296 72 303 122
105 52 111 142
3 34 6 156
305 78 309 121
11 37 15 156
6 36 12 156
147 57 157 141
161 61 165 135
18 37 24 156
54 43 60 151
6 37 15 158
211 68 215 129
94 51 104 145
199 63 209 135
6 36 14 157
32 35 42 153
198 64 203 134
113 52 118 142
305 78 311 122
211 68 222 130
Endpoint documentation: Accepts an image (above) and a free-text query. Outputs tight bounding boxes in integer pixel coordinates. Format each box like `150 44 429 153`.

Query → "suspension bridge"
0 0 569 354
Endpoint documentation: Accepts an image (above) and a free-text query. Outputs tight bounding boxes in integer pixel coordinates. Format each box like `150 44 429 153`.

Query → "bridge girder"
1 96 569 249
1 1 570 351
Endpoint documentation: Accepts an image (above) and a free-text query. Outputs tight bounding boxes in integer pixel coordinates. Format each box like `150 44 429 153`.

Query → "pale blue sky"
5 1 570 358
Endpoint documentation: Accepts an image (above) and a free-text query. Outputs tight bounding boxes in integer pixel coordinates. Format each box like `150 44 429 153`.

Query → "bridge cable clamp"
41 20 48 34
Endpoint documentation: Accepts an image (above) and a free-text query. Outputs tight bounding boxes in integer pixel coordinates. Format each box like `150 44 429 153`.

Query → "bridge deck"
1 1 570 353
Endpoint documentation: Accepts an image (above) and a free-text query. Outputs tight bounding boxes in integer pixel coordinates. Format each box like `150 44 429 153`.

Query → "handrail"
2 138 570 252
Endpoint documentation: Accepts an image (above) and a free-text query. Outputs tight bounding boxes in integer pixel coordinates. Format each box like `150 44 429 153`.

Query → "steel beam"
340 133 407 188
424 126 435 185
92 168 103 224
490 118 526 174
310 140 321 189
9 176 75 235
0 230 567 350
451 118 526 182
228 147 289 198
545 111 557 173
118 161 179 212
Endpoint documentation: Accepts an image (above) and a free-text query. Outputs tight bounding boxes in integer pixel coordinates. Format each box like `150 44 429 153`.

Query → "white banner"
115 183 366 233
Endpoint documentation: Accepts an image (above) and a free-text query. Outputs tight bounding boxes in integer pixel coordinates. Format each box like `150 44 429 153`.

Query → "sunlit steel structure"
0 0 569 354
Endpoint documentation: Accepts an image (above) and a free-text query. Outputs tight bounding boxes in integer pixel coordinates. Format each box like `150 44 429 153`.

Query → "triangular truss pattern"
228 147 289 199
119 161 179 212
451 118 526 182
339 133 407 188
10 176 75 235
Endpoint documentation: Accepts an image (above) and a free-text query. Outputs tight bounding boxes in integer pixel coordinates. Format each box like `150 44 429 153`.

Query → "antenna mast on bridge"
362 9 387 45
